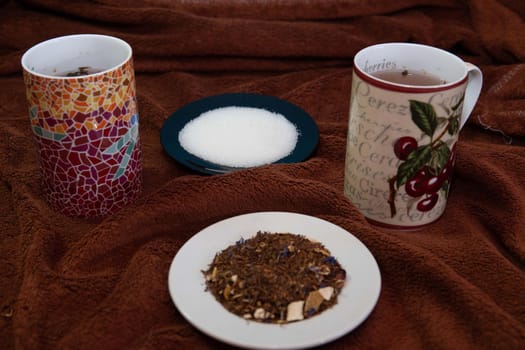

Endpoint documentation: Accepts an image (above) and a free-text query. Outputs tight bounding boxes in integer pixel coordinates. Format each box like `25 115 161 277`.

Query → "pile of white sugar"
178 106 299 168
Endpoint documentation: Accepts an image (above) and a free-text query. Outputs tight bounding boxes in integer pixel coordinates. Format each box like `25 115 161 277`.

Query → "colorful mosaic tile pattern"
23 59 142 217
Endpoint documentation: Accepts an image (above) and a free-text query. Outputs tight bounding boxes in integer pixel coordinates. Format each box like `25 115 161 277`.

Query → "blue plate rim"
160 93 319 174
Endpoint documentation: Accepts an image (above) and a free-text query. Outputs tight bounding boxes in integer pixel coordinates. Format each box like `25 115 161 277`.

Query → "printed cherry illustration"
415 166 431 179
394 136 418 160
405 166 432 197
387 100 462 218
423 174 445 194
405 173 426 197
439 161 453 183
417 193 439 212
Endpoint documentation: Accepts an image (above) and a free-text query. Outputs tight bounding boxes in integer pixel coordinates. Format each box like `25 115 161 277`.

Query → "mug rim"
21 34 132 80
353 42 468 93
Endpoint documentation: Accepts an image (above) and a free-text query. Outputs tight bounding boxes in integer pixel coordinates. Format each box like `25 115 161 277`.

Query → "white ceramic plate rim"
168 211 381 350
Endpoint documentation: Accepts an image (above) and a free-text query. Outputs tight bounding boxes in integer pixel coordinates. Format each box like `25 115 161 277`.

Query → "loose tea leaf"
202 232 347 324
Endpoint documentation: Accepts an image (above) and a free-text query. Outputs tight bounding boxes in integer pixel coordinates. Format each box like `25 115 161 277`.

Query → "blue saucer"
160 93 319 174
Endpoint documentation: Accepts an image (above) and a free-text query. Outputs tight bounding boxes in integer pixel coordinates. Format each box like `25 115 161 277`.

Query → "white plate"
168 212 381 350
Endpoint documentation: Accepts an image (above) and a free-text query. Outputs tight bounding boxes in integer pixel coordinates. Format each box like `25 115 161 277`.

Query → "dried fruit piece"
304 290 324 313
254 308 268 320
287 301 305 322
318 286 334 300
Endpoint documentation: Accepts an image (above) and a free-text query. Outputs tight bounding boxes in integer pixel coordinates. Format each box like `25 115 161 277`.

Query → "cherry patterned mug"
344 43 482 229
21 34 142 217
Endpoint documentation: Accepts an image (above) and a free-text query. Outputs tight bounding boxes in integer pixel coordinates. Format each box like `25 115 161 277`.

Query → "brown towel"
1 0 524 349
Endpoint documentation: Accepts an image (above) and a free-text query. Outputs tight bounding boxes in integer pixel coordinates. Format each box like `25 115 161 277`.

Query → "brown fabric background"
1 0 524 349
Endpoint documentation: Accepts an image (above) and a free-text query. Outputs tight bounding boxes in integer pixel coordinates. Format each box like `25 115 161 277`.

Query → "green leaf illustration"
409 100 438 137
396 144 432 187
447 116 459 135
451 95 464 111
429 141 451 173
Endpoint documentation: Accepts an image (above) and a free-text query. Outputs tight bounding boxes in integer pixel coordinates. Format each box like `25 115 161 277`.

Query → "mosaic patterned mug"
344 43 482 229
21 34 142 217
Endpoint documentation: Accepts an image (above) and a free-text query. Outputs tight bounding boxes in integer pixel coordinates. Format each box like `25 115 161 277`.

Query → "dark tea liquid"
372 69 445 86
55 66 102 77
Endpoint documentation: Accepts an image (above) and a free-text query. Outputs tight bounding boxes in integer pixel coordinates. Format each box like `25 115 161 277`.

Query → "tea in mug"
55 66 102 77
372 69 445 86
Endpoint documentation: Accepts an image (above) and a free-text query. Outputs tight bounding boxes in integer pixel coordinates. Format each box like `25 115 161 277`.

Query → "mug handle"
459 63 483 129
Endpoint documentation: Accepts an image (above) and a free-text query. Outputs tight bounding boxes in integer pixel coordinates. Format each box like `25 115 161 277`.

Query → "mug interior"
21 34 131 78
354 43 467 88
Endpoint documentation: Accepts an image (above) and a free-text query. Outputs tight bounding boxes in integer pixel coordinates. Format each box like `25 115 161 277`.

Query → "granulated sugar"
178 106 299 168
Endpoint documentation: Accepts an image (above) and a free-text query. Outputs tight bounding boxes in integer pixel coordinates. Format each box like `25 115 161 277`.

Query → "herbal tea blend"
57 66 102 77
371 68 446 86
178 106 298 168
203 232 347 324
